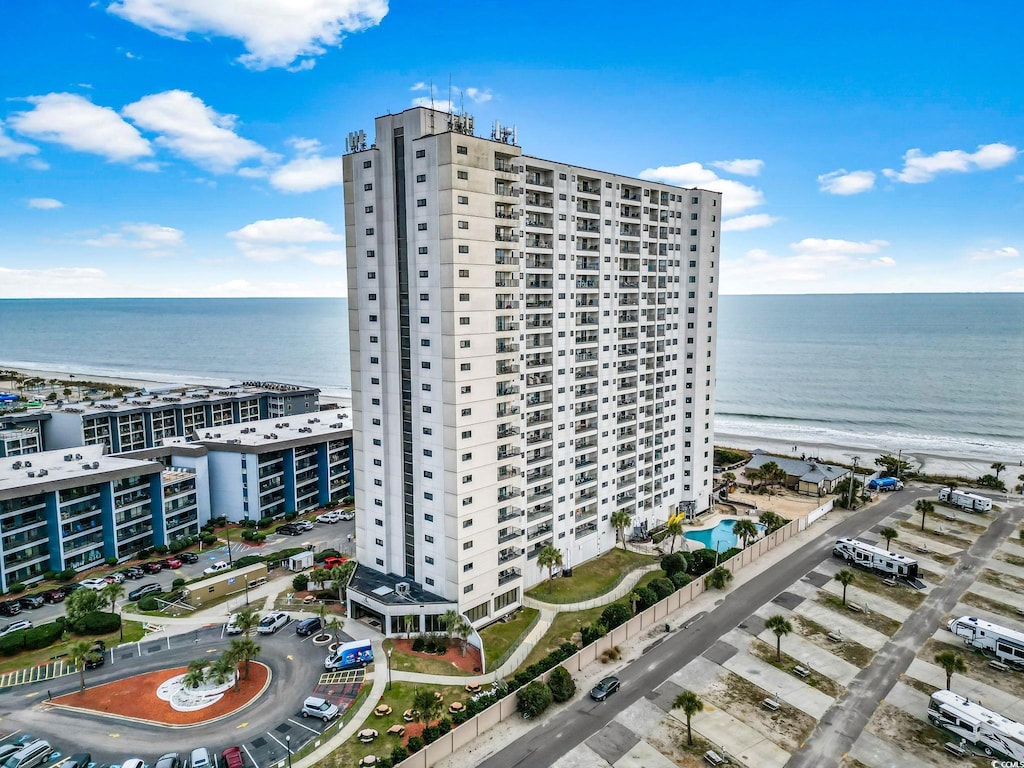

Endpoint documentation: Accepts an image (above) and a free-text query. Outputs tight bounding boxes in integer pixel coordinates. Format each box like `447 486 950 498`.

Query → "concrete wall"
393 511 819 768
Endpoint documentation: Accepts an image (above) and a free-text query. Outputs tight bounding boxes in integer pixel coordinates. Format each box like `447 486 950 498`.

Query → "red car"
221 747 244 768
160 557 183 569
41 589 66 604
322 556 347 569
142 561 163 574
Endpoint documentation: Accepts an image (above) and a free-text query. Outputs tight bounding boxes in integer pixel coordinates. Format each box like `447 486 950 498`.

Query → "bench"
762 697 781 711
703 750 726 766
848 602 864 613
827 631 844 643
943 741 967 757
793 665 811 679
882 578 897 586
989 660 1010 672
915 545 930 554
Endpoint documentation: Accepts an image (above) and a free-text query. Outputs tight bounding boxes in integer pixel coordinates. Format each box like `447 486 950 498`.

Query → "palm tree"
935 650 967 691
610 509 632 550
665 519 683 553
916 498 934 532
412 687 443 726
672 690 704 746
440 609 471 654
765 614 792 662
325 616 343 644
706 566 733 590
834 569 856 606
230 637 261 681
992 462 1007 481
329 564 350 606
101 581 125 615
732 519 759 549
183 659 209 690
67 639 94 692
721 472 736 500
879 527 898 549
208 654 236 690
234 606 260 636
536 545 563 592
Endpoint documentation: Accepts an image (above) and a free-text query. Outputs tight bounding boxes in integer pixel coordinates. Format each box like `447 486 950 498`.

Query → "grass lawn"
0 620 146 675
479 607 539 670
524 548 657 604
387 646 475 677
517 605 605 673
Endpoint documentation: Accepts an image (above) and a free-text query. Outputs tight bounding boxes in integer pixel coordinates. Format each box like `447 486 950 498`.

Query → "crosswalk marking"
317 668 364 686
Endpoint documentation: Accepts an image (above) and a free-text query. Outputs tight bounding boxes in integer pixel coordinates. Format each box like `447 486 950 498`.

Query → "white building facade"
344 107 719 630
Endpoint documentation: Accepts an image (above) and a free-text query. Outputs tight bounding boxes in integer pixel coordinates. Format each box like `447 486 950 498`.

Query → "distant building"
0 444 200 591
0 412 49 457
743 451 850 496
42 382 320 453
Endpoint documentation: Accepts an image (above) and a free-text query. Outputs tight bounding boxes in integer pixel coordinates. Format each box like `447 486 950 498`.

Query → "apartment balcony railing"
495 249 519 266
574 402 597 416
497 486 521 503
577 181 600 194
498 548 523 564
498 567 522 585
496 361 519 376
621 190 641 201
576 259 599 271
496 340 519 354
494 158 517 173
526 411 551 427
526 373 551 388
497 466 521 481
495 183 520 197
496 445 521 460
496 382 520 397
574 437 597 452
528 523 553 540
498 528 524 544
495 229 519 242
497 423 520 439
498 506 524 523
575 523 598 539
526 429 553 446
527 504 552 522
525 172 552 187
574 384 598 399
525 255 552 269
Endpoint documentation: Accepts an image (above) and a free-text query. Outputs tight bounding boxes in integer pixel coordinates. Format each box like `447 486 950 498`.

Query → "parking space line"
264 732 291 753
287 718 320 735
241 745 260 768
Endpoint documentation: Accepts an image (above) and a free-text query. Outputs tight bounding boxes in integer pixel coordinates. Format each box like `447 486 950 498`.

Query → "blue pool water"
685 519 766 551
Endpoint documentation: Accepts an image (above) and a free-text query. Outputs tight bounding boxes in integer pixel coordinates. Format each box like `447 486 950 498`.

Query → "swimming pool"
684 518 766 551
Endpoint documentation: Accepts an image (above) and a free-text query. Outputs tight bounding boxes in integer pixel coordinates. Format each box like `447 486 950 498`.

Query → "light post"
285 735 292 768
244 575 250 606
714 539 724 568
225 523 234 566
896 449 902 482
848 456 860 509
387 646 393 691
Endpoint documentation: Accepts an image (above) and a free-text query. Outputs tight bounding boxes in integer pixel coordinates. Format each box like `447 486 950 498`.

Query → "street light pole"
225 523 233 566
848 456 860 509
387 647 393 691
285 735 292 768
714 540 724 568
896 449 902 482
244 576 250 606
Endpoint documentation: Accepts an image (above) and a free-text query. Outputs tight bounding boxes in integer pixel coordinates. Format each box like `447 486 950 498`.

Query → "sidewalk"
523 564 662 612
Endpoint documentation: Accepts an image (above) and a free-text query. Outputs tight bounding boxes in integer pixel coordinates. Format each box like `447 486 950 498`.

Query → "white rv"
948 616 1024 667
928 689 1024 760
938 487 993 512
832 537 919 580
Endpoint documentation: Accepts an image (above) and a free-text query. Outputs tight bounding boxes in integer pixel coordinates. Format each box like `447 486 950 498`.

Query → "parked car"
62 755 91 768
41 589 66 604
154 753 182 768
83 641 106 669
257 612 289 634
142 561 163 574
275 524 301 536
316 511 341 524
59 583 83 597
0 620 32 636
123 566 145 579
322 556 347 569
120 760 145 768
295 617 323 637
158 557 182 569
188 747 214 768
80 577 108 591
203 561 230 575
220 747 244 768
179 552 199 564
0 600 22 616
301 695 339 721
295 520 314 532
225 614 246 635
0 739 51 768
128 583 162 601
589 676 621 701
0 747 22 765
17 595 44 610
104 572 125 583
338 511 355 521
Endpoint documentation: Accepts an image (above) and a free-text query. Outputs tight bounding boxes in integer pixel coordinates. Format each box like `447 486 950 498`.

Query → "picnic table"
793 665 811 679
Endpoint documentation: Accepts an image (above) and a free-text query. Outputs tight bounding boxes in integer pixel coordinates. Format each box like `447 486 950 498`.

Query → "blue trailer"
867 477 904 492
324 639 373 670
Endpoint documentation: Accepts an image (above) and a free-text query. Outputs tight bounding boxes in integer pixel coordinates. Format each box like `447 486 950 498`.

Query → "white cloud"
122 90 276 174
8 93 152 163
183 277 348 297
228 217 344 264
270 154 344 192
410 82 429 92
0 120 40 160
971 246 1019 261
80 222 185 251
0 267 112 298
721 213 780 232
464 87 493 104
882 142 1018 184
27 198 63 210
637 161 764 215
710 158 763 176
818 169 876 195
411 96 456 113
107 0 389 70
791 238 889 256
724 239 894 294
409 82 492 113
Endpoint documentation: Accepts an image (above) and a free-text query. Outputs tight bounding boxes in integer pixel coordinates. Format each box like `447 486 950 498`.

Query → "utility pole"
848 456 860 509
896 449 902 481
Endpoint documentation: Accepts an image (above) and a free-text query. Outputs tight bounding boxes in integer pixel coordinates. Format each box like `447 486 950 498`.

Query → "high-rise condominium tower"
343 107 719 635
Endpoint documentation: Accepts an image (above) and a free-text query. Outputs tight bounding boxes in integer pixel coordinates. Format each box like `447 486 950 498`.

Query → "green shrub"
581 623 606 645
7 582 25 594
105 556 118 566
44 570 59 581
547 665 576 703
24 622 64 650
661 552 690 577
73 611 121 635
214 516 227 526
669 572 693 590
284 511 297 521
168 539 186 553
313 548 342 563
292 574 309 592
172 578 186 590
200 533 217 546
412 636 426 652
59 569 77 582
241 519 257 528
517 680 553 718
648 578 675 601
389 747 408 764
406 737 424 753
633 586 658 611
599 602 631 630
153 544 169 555
689 549 717 575
234 555 264 568
258 517 275 528
138 595 160 611
0 632 26 656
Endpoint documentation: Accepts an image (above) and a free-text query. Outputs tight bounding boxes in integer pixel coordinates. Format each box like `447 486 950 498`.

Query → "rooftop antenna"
448 74 453 114
429 80 435 133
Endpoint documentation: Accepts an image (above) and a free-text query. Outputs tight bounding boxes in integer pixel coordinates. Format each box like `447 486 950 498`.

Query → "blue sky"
1 0 1021 297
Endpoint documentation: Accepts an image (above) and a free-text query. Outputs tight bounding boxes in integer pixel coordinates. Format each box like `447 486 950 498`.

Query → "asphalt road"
0 618 352 768
478 488 935 768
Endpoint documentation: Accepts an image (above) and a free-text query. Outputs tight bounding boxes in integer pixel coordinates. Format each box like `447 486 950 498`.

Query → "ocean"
1 294 1022 463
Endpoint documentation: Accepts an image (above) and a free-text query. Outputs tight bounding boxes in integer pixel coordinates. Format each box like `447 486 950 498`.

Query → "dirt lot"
749 639 843 698
897 521 972 550
790 614 874 668
866 702 988 767
961 591 1022 622
815 594 902 636
701 670 815 753
920 637 1024 698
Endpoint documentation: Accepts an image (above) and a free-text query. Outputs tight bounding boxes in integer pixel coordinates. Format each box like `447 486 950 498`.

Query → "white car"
338 511 355 521
0 620 33 636
316 511 341 524
225 614 244 635
301 696 339 721
203 561 230 575
257 611 289 634
295 520 314 532
80 578 108 591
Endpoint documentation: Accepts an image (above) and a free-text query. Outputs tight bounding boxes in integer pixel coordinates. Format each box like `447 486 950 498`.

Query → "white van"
0 740 52 768
189 747 214 768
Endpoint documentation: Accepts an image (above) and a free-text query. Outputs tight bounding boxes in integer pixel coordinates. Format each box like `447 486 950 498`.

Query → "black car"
295 617 323 636
590 676 620 701
83 642 105 669
0 600 21 617
179 552 199 564
276 524 301 536
123 566 145 579
59 583 84 598
128 583 162 601
17 594 44 610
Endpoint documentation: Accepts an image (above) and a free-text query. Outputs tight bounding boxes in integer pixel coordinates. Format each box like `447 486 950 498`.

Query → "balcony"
574 366 598 382
525 297 553 309
577 201 600 214
527 503 552 522
495 318 518 332
495 249 519 266
620 225 640 237
496 382 520 397
526 410 551 427
526 447 552 465
528 522 553 540
575 296 599 309
526 373 551 388
525 333 552 350
574 436 597 452
575 522 598 539
525 254 552 270
575 277 599 290
498 527 523 544
495 227 518 242
526 276 552 289
574 402 597 417
526 391 552 407
621 186 641 201
574 384 598 398
498 547 523 564
524 214 552 229
497 423 520 439
617 442 636 456
495 295 518 310
575 351 598 363
525 170 552 187
495 182 520 197
575 454 596 470
495 157 517 174
525 192 552 208
497 465 521 481
525 236 553 250
575 417 597 434
620 242 640 254
498 486 521 503
528 484 552 503
576 236 599 252
498 506 524 523
496 360 519 376
526 428 552 446
495 204 518 220
495 274 519 288
498 567 522 585
496 339 519 354
577 179 601 195
524 315 552 330
576 258 599 271
575 472 597 487
577 486 597 503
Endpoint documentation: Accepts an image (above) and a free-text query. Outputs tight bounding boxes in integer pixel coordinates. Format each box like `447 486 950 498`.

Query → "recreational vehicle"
938 487 992 512
948 616 1024 667
928 689 1024 760
832 537 919 580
